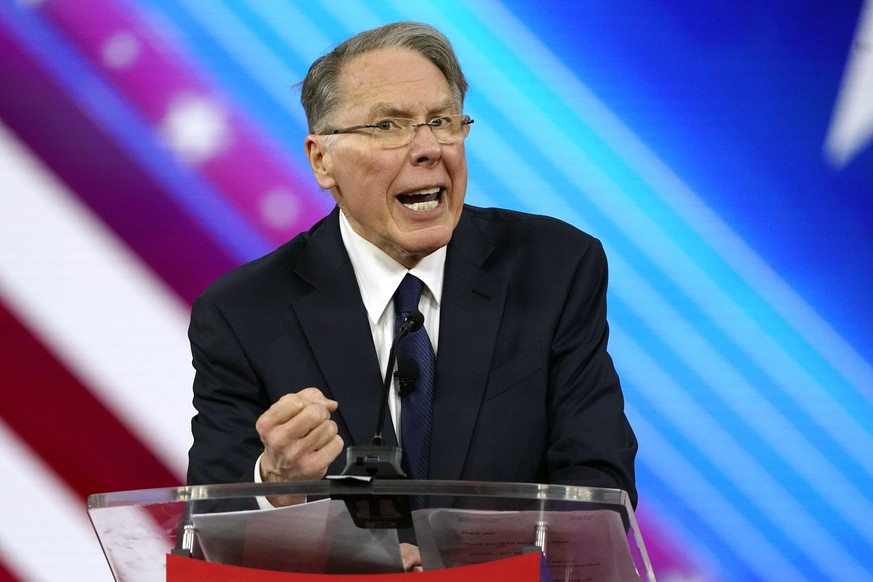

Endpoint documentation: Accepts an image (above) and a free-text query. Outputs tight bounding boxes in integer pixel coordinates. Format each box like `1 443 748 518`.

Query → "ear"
304 135 337 190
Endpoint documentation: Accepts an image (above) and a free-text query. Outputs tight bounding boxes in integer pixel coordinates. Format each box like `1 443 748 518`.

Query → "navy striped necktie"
393 273 435 481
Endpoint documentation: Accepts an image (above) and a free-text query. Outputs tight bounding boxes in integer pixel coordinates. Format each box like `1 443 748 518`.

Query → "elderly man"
187 21 636 524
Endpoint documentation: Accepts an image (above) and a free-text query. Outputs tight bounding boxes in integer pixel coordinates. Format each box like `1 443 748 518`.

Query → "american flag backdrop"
1 1 872 580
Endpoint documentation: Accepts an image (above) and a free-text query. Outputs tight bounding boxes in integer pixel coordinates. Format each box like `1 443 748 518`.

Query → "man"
187 21 636 514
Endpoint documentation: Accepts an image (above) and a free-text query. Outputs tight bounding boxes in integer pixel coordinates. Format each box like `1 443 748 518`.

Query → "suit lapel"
289 210 396 448
430 212 506 480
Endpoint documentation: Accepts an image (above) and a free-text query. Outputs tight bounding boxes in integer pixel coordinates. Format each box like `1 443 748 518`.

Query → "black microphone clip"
395 359 418 397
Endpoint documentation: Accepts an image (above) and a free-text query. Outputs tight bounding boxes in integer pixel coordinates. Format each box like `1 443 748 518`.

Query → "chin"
409 227 454 250
392 233 450 264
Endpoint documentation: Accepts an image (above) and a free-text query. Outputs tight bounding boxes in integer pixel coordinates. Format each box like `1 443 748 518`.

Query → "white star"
159 94 229 165
102 31 141 70
825 0 873 167
261 188 301 229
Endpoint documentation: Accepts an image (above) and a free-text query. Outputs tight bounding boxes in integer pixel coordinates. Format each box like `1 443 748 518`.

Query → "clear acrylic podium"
88 479 656 581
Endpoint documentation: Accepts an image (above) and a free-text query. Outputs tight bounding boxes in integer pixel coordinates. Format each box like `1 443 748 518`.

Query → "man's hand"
400 543 423 572
256 388 344 505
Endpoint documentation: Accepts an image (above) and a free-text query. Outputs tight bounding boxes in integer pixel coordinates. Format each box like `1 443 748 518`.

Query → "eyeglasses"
324 114 474 148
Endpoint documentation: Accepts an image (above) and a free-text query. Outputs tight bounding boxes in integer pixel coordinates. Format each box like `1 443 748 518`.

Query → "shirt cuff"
253 453 277 510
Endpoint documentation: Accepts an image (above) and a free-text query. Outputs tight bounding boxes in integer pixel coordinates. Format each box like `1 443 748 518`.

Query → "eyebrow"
366 101 457 119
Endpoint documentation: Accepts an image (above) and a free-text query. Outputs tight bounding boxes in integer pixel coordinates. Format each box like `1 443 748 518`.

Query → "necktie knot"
394 274 425 322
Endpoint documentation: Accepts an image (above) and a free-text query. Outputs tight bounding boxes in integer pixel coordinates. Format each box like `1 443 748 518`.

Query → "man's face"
305 47 468 268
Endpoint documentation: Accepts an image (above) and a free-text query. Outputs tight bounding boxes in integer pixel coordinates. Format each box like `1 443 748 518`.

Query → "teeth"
407 187 440 196
399 186 440 211
404 199 439 211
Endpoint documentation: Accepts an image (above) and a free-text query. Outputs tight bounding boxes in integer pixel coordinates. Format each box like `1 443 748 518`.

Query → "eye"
373 119 402 132
428 116 452 128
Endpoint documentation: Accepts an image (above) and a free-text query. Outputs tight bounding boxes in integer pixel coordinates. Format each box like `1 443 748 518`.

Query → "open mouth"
397 187 442 211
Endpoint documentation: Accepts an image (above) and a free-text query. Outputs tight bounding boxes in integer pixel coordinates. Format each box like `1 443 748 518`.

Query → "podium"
87 480 655 581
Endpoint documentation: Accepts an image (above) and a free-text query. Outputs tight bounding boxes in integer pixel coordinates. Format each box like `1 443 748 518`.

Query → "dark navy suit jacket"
186 205 638 506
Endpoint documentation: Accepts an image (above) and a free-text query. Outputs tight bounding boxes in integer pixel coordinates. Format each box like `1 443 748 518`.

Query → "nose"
408 123 443 164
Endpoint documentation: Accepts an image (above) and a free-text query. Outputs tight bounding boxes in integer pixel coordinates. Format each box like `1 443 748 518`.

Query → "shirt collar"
339 211 446 326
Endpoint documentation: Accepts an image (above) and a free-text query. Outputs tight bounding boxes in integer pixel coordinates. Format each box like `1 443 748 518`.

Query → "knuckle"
277 392 299 406
305 403 331 424
299 386 324 401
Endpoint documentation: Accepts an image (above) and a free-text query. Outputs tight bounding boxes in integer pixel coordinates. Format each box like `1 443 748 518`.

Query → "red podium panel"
167 551 547 582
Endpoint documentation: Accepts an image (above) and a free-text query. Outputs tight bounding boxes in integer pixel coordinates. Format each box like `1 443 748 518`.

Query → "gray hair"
300 22 468 134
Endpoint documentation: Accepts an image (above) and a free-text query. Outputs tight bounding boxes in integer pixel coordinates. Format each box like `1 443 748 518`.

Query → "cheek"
339 151 397 193
334 165 396 221
448 152 468 205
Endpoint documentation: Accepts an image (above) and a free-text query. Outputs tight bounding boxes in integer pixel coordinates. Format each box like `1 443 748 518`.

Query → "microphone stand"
331 310 424 528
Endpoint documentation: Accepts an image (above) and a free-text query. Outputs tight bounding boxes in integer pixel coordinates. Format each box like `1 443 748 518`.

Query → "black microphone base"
340 444 406 478
334 445 411 529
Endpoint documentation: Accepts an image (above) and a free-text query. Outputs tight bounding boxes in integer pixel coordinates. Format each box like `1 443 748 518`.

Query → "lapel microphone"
395 359 418 397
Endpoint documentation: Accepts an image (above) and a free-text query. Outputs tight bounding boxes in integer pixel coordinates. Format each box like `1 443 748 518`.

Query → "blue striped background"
3 0 871 579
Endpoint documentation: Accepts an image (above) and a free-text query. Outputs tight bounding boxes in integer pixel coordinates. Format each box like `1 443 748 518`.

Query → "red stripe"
0 300 181 500
0 559 24 582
